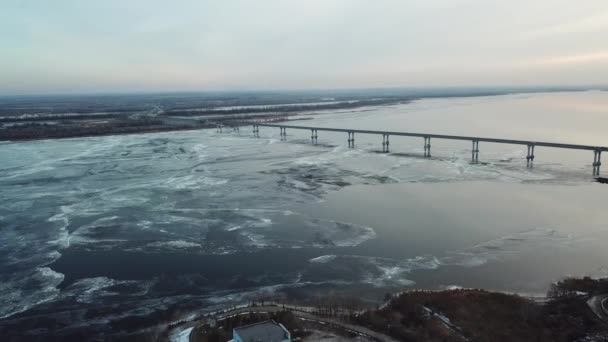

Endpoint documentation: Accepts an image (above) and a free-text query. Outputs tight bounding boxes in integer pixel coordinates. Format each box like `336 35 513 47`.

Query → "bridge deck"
257 123 608 152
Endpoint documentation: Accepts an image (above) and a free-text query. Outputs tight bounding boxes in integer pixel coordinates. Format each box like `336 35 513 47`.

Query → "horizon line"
1 84 607 98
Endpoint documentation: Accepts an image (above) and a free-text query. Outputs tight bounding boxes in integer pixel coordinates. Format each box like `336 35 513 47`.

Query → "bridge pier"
472 140 479 163
424 137 431 157
593 150 602 177
526 144 535 167
253 123 607 177
382 134 390 153
311 129 318 144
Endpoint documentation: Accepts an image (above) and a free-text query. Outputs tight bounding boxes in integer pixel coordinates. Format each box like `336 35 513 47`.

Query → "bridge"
218 122 606 177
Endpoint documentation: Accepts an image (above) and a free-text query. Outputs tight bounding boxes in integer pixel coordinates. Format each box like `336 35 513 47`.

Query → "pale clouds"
528 51 608 67
524 11 608 39
1 0 607 94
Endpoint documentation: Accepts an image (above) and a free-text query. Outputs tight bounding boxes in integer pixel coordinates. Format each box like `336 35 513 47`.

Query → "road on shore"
170 304 399 342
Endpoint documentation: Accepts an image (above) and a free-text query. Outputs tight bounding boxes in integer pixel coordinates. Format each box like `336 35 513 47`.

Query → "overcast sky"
2 0 608 95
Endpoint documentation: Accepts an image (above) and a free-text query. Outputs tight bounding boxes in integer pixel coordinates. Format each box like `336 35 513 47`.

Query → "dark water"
1 91 607 339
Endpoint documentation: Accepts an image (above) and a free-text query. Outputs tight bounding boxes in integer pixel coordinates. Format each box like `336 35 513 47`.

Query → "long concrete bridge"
219 122 606 177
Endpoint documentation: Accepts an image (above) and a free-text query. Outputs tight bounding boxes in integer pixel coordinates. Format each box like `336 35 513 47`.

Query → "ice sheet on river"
304 228 580 287
67 209 376 253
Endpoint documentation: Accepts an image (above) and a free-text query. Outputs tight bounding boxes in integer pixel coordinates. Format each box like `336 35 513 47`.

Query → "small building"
231 320 291 342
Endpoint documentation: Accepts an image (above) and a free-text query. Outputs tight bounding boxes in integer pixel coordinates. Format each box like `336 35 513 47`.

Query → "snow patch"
146 240 202 249
309 255 337 263
170 327 193 342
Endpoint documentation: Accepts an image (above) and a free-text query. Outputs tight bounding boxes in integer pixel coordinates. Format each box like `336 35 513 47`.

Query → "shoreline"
0 115 308 143
2 88 602 144
166 277 608 342
163 278 608 342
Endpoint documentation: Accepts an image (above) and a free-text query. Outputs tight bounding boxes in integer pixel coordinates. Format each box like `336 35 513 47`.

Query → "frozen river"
1 91 607 339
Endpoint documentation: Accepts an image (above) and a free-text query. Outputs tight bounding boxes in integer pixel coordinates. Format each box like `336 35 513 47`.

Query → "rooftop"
234 320 289 342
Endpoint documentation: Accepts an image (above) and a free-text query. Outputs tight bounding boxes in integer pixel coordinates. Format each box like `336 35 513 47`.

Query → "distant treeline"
0 112 137 123
164 97 412 117
354 277 608 342
0 107 149 117
0 118 199 141
0 112 306 141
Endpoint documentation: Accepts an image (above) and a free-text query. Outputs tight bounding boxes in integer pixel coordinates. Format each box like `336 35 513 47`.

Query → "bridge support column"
593 150 602 177
347 132 355 148
382 134 390 153
472 140 479 163
424 137 431 157
526 144 535 167
311 129 318 144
